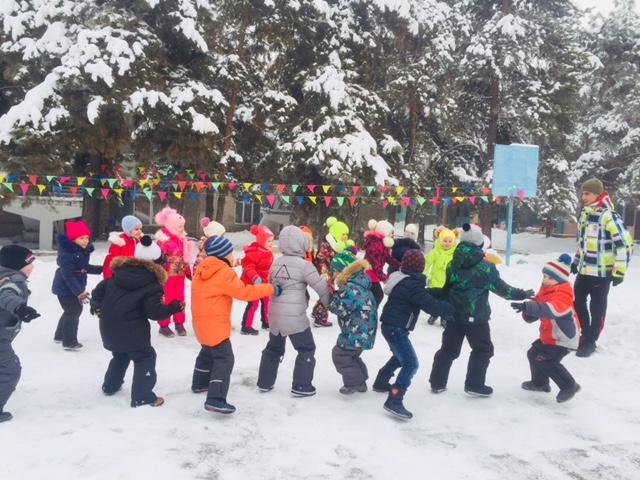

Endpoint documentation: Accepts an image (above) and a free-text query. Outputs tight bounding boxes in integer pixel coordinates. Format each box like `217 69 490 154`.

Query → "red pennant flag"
351 185 361 195
469 196 477 205
194 182 205 192
101 188 111 200
158 191 168 202
308 185 317 193
431 197 440 206
482 186 491 195
178 181 187 191
20 183 30 195
28 175 38 185
495 196 503 205
122 179 134 188
60 176 71 184
276 184 286 193
324 196 333 207
266 194 277 207
70 186 79 196
227 182 237 191
381 185 390 194
382 199 389 209
401 196 411 206
436 186 442 198
198 171 207 181
517 189 526 200
348 196 357 207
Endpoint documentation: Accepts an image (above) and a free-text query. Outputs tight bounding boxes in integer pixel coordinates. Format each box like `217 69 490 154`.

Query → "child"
103 215 143 279
363 219 395 306
193 217 225 275
191 236 277 414
257 226 330 396
312 217 355 327
510 254 581 403
240 225 275 334
425 226 459 325
155 207 196 337
428 223 534 397
0 245 40 422
91 240 184 408
388 226 422 275
52 220 103 350
299 225 316 264
372 250 454 420
329 253 377 394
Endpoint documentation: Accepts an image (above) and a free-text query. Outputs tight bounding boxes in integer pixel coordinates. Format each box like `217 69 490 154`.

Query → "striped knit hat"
330 252 356 272
204 235 234 259
542 254 572 284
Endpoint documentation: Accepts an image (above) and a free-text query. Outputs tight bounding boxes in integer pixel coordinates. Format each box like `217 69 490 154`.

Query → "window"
235 200 261 225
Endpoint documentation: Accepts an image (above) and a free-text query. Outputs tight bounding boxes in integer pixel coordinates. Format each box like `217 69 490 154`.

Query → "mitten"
524 289 536 299
15 304 40 322
570 263 578 275
274 285 283 297
168 300 184 313
510 302 525 313
612 276 623 287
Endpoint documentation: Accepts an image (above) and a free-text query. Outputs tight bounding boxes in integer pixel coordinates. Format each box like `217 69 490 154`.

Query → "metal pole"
506 189 514 266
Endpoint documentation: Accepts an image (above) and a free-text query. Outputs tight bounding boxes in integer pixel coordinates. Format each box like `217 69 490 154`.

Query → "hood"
336 259 371 287
57 234 95 254
451 242 485 269
0 266 27 284
244 242 270 254
111 257 167 288
278 225 308 257
537 282 574 301
195 255 231 281
586 191 615 213
432 237 457 255
108 231 128 247
384 271 408 294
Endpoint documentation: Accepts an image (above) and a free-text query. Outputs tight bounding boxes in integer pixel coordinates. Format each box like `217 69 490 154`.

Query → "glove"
15 304 40 322
510 302 525 313
274 285 283 297
90 306 102 317
570 263 578 275
168 300 184 313
440 301 455 318
524 289 536 299
612 276 623 287
254 277 263 285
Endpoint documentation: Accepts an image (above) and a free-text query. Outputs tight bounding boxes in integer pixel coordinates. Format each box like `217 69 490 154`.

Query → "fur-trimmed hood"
108 231 128 247
336 259 371 287
110 256 168 286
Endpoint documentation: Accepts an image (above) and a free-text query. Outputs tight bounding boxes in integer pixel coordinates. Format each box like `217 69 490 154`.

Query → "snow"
3 234 640 478
87 96 105 124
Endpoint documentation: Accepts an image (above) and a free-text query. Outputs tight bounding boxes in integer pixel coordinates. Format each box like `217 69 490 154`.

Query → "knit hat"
330 252 356 272
0 245 35 271
204 235 234 259
542 254 572 284
343 245 359 257
368 219 395 248
66 220 92 241
326 217 349 241
200 217 225 238
401 249 425 274
155 207 185 236
250 225 274 247
581 178 604 195
459 223 484 246
134 235 162 261
121 215 142 236
404 223 418 241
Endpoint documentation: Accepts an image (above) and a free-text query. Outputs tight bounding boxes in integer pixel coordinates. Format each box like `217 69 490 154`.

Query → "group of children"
0 212 584 422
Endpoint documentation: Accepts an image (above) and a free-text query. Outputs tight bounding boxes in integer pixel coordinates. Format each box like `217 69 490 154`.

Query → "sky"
574 0 639 15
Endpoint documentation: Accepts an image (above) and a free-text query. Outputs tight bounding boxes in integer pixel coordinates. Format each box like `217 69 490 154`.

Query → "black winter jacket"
380 271 454 330
91 257 180 353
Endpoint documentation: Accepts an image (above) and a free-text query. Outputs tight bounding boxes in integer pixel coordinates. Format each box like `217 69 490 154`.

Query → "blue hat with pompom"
542 253 572 284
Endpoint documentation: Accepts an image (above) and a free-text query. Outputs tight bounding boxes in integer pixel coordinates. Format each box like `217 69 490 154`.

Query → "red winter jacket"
363 232 391 283
103 232 138 279
522 282 581 350
241 242 274 284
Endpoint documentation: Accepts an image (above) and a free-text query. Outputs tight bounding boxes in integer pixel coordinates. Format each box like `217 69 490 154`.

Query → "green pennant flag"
416 196 426 206
2 183 14 192
46 175 57 183
291 184 299 193
281 195 290 204
212 182 220 191
143 189 154 201
172 183 180 191
107 178 118 188
336 196 345 206
188 172 196 180
481 195 489 203
84 187 95 197
366 186 375 195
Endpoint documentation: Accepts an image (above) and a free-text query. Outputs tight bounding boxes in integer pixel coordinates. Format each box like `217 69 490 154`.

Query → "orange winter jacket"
192 256 275 347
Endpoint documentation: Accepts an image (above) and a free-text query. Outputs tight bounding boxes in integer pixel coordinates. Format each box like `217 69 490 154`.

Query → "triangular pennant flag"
198 171 207 181
517 189 526 200
188 172 196 180
28 175 38 185
77 177 86 186
335 185 345 194
190 192 198 202
46 175 56 183
107 178 118 188
3 182 14 192
452 187 459 193
480 195 489 203
0 174 6 183
158 191 168 202
276 184 286 194
382 200 389 209
243 183 253 191
100 179 108 187
381 185 390 194
84 187 95 197
296 196 305 205
323 196 333 207
469 196 477 205
308 185 317 193
212 182 221 191
37 184 46 194
137 167 146 174
455 196 465 203
281 195 290 204
336 196 344 206
138 179 148 188
20 183 30 195
322 185 331 194
396 186 405 195
173 192 183 200
291 184 300 193
387 197 396 205
431 197 439 206
366 186 375 195
242 193 252 204
194 182 206 192
172 183 180 191
255 195 263 204
348 196 357 207
401 196 411 206
482 186 491 195
417 196 426 206
130 190 137 201
308 196 317 204
122 179 134 188
260 183 270 193
352 185 361 195
178 181 187 191
143 190 153 201
112 188 123 198
70 186 79 196
266 194 277 207
495 196 503 205
101 188 111 200
227 182 237 191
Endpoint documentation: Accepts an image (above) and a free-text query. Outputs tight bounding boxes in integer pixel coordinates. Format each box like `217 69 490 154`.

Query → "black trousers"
0 341 21 412
191 340 235 402
257 328 316 390
54 295 83 347
429 321 494 389
527 340 575 390
574 275 611 345
103 346 158 404
371 283 384 307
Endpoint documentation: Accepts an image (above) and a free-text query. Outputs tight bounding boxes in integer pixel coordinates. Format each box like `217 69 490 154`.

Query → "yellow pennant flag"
387 196 397 205
37 184 47 194
452 187 459 193
77 177 86 186
243 182 253 191
0 175 5 183
455 196 465 203
173 192 183 199
139 179 148 188
255 195 263 203
396 186 405 195
309 196 317 204
114 188 124 197
322 185 331 194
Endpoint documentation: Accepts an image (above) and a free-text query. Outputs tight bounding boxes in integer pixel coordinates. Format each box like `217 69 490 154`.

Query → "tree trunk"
408 94 418 164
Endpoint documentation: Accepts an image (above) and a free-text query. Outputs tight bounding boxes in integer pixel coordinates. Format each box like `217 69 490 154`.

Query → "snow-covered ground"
2 234 640 479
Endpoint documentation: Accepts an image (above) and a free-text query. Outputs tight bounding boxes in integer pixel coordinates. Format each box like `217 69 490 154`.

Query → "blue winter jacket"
329 260 378 350
380 271 454 331
52 234 102 297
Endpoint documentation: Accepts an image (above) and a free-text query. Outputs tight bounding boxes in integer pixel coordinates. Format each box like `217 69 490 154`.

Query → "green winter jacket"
424 239 456 288
442 242 529 324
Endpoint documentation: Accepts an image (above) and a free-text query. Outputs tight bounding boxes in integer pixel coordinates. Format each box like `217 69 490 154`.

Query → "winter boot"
191 387 208 394
131 396 164 408
464 384 494 397
427 316 437 325
63 342 83 351
383 386 413 420
339 383 368 395
430 384 447 394
291 385 317 397
241 326 259 335
576 342 596 358
258 385 274 393
175 324 187 337
521 381 551 393
205 398 236 414
372 373 392 393
261 322 269 330
159 326 175 338
102 385 122 396
0 411 13 423
556 383 581 403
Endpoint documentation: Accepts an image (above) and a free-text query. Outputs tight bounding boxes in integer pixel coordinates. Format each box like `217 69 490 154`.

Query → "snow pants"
257 328 316 390
0 340 20 413
191 340 234 402
242 297 271 329
102 346 158 405
54 295 83 347
527 340 576 391
574 274 611 346
332 345 368 387
158 275 185 327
